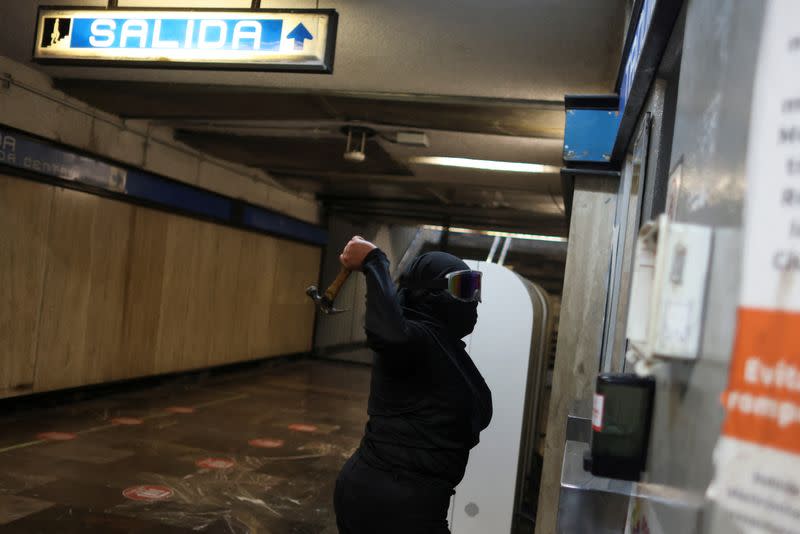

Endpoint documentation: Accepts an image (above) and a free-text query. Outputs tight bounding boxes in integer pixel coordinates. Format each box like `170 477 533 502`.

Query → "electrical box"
626 215 713 374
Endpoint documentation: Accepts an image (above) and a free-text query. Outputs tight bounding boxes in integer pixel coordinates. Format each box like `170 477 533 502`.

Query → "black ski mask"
398 252 492 435
398 252 479 340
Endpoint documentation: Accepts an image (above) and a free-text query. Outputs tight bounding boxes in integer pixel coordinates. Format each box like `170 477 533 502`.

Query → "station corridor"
0 361 370 533
2 1 798 533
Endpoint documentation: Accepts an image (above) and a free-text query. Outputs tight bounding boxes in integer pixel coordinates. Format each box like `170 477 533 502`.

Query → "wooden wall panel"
117 207 167 381
34 188 96 392
84 199 134 384
208 227 243 367
243 233 279 360
0 177 53 397
269 241 320 356
182 221 219 370
1 176 321 398
154 215 195 374
227 232 256 361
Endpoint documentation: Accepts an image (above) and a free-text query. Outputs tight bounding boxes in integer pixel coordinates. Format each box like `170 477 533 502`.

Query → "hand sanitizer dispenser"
584 373 655 481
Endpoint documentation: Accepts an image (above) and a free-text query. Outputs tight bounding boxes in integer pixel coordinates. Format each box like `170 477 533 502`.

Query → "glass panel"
612 119 650 370
600 116 651 373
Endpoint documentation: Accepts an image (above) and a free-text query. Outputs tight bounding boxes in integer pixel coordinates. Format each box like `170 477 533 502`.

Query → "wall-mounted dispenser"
584 373 655 482
625 214 713 376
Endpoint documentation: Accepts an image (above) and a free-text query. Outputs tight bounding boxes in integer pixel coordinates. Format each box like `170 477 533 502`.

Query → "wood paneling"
182 220 219 370
535 177 618 534
155 215 195 374
208 228 243 367
269 241 320 356
0 174 321 398
119 207 167 381
242 233 279 360
85 199 133 384
0 178 53 397
35 188 96 391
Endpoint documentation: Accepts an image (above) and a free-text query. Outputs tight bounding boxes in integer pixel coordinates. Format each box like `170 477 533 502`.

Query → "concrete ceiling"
0 0 627 237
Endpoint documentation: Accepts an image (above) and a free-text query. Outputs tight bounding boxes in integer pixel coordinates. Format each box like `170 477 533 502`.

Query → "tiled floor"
0 359 371 533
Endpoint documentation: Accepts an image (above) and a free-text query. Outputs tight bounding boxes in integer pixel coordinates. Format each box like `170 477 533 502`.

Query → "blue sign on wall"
619 0 657 113
0 127 127 191
33 8 337 73
563 108 622 164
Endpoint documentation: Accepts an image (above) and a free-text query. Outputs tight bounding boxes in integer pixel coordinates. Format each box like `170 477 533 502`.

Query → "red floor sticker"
112 417 143 426
123 485 174 502
248 438 285 448
37 432 77 441
165 406 195 414
196 457 235 470
288 423 318 433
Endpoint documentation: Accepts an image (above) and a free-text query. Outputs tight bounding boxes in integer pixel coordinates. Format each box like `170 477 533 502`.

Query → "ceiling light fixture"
342 126 374 163
410 156 560 174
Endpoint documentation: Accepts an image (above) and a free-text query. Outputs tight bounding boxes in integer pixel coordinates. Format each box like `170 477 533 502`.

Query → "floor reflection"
0 359 370 533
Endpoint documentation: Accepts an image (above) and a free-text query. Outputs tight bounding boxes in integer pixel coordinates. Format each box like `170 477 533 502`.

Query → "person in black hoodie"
334 235 493 534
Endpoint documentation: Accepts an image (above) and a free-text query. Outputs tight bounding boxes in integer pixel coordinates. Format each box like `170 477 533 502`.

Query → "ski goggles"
400 270 482 302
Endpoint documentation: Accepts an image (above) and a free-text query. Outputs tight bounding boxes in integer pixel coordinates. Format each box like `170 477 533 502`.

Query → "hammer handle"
323 267 352 302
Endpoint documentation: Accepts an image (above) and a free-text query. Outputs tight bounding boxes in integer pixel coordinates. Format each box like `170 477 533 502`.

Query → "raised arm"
339 236 423 349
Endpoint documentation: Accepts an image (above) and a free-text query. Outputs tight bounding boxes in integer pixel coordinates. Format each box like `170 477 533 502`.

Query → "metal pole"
251 0 261 9
497 237 512 266
486 235 501 263
107 0 118 7
439 225 450 253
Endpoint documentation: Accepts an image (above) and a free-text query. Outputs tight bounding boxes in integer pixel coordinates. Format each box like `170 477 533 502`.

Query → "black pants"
334 450 453 534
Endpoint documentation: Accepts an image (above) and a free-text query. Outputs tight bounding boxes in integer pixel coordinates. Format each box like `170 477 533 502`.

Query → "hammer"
306 266 352 315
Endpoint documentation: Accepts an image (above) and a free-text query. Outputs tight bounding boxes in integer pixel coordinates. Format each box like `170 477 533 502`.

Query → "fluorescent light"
424 225 568 243
411 156 560 174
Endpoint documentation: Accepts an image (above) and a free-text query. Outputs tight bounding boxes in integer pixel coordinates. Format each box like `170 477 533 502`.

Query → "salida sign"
33 8 337 72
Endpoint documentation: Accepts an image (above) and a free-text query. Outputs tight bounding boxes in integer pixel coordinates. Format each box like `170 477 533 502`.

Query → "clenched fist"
340 236 377 271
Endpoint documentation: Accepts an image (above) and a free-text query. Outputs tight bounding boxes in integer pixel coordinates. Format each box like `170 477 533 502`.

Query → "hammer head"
306 285 347 315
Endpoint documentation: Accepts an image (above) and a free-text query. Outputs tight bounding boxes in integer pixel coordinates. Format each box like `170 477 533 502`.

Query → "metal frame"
32 5 339 74
601 114 651 373
611 0 684 164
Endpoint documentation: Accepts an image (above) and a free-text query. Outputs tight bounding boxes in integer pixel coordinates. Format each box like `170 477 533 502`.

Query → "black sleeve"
361 248 426 350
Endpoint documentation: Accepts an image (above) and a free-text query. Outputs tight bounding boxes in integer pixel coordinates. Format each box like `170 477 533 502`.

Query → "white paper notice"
707 2 800 533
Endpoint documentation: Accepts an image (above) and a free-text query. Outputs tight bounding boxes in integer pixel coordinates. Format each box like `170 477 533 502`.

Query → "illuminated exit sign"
33 8 337 73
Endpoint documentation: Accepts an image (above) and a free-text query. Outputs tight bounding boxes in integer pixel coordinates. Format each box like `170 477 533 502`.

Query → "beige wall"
535 176 618 534
0 56 320 225
0 174 320 399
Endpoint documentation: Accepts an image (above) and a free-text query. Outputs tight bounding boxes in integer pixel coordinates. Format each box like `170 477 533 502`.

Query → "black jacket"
357 249 492 486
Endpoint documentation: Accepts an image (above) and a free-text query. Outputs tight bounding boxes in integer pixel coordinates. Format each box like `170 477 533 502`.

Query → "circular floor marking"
112 417 143 426
288 423 318 433
123 485 174 502
196 457 235 470
248 438 285 449
165 406 195 414
37 432 77 441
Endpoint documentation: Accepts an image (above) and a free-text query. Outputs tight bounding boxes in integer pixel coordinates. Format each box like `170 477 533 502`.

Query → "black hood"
398 251 492 435
399 251 479 341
